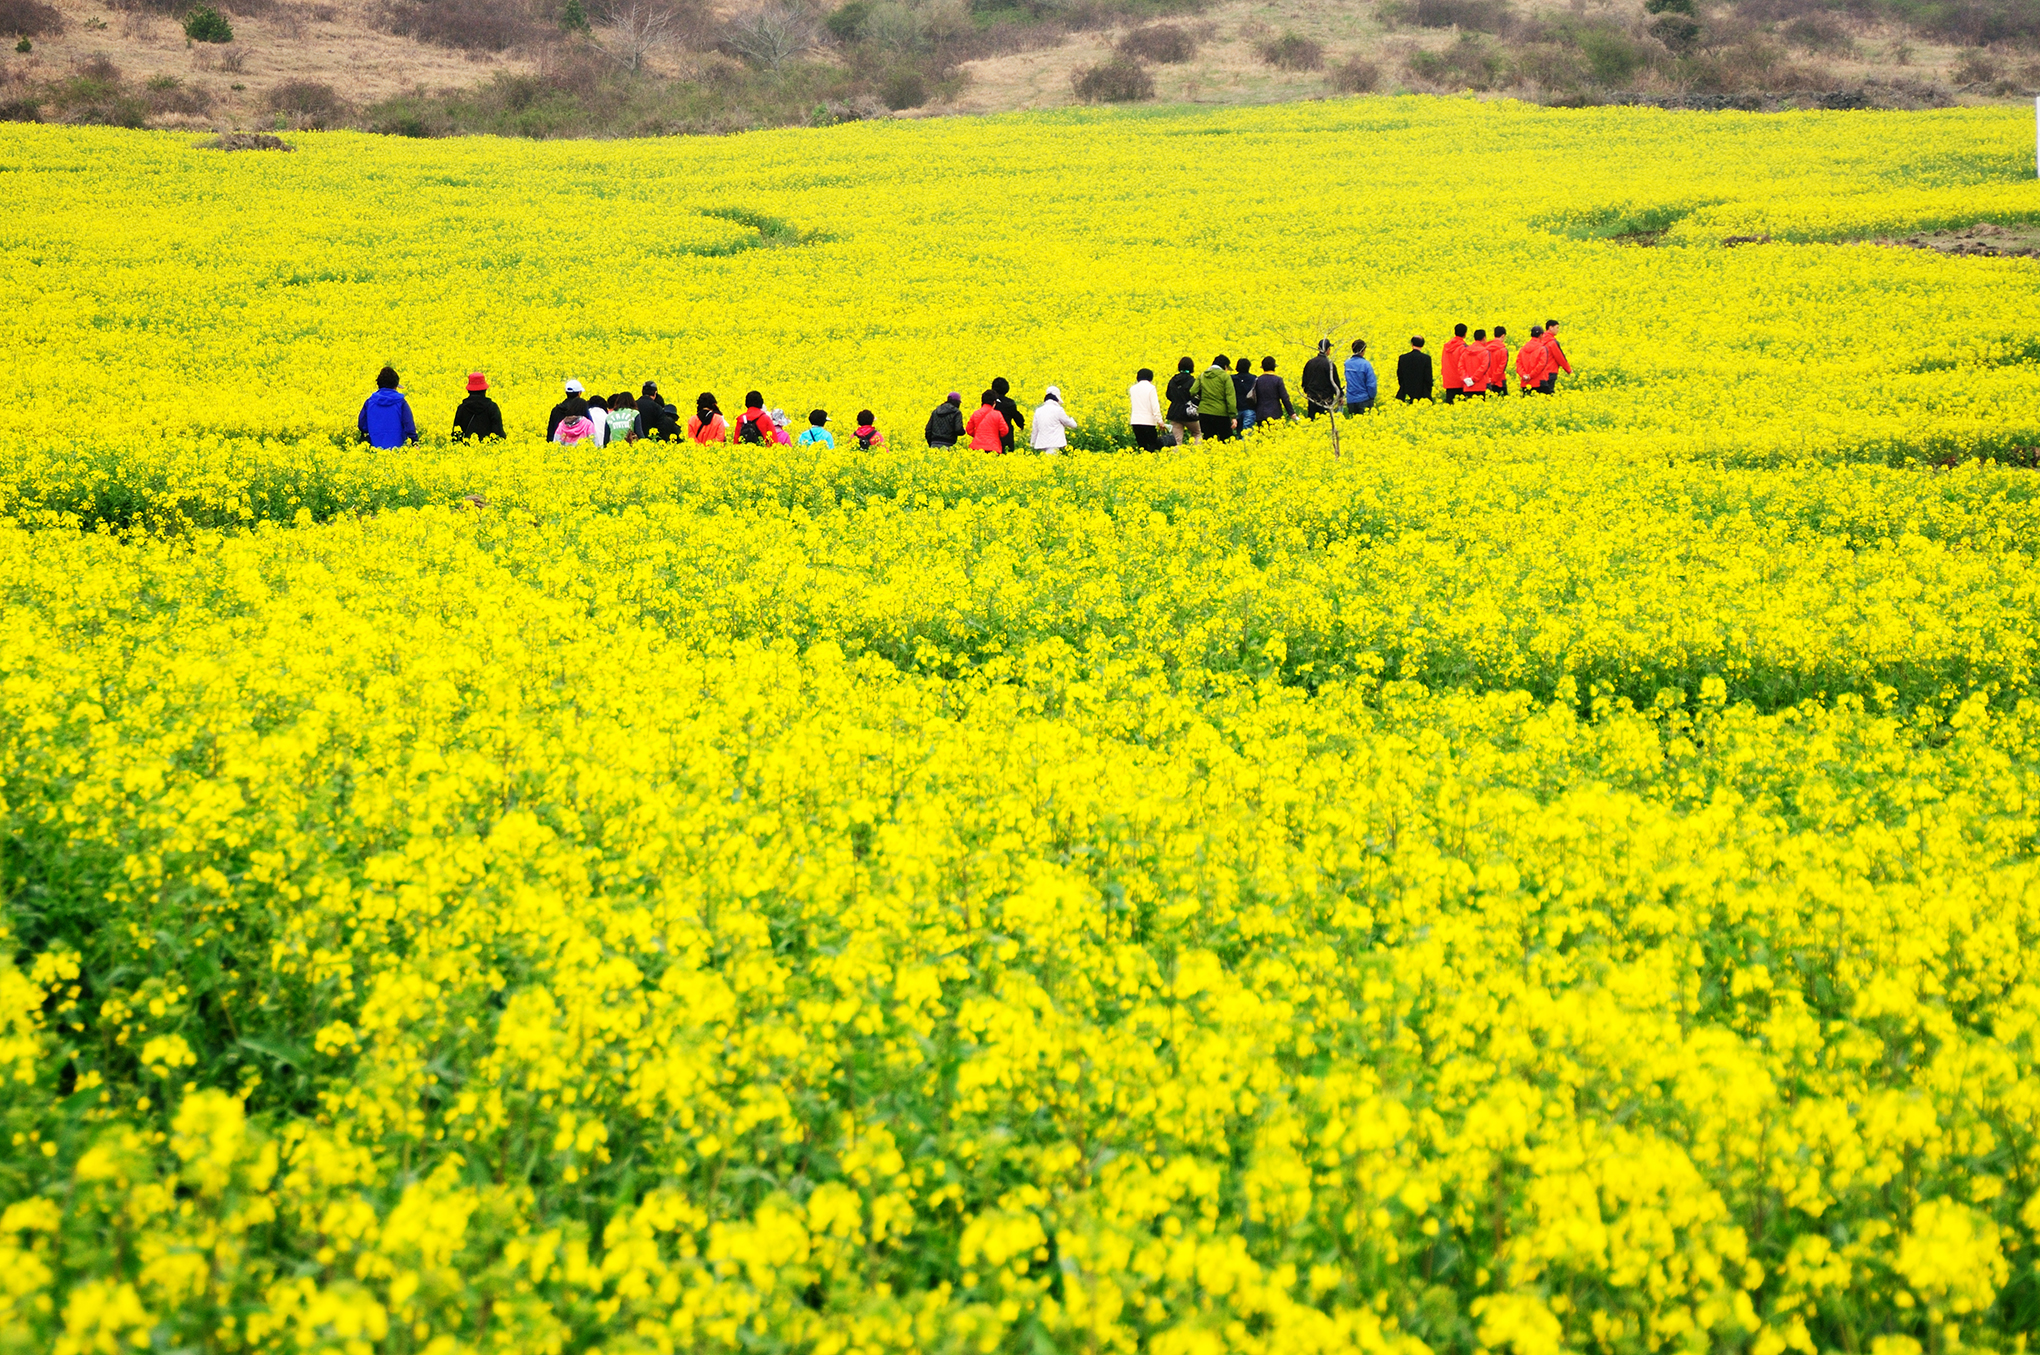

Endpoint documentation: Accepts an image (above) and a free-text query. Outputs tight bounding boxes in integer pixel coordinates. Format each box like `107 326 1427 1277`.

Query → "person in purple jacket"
357 366 418 449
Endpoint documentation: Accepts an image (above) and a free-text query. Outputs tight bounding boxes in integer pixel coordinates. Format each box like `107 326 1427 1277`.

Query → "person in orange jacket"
1460 329 1491 398
1539 319 1573 393
966 389 1010 453
1441 324 1468 403
1517 325 1550 393
1485 326 1511 396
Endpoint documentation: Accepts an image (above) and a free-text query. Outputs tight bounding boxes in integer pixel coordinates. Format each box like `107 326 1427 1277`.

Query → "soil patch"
1883 221 2040 258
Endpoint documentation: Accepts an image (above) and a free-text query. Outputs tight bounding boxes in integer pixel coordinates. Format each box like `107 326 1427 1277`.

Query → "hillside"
0 0 2031 134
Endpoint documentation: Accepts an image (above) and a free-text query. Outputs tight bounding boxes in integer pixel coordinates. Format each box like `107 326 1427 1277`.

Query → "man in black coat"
452 372 505 440
1396 337 1434 403
925 392 964 447
1300 339 1341 419
546 379 591 440
989 376 1024 453
637 381 679 439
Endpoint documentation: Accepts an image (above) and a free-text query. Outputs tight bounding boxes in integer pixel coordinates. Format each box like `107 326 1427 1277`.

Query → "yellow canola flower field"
4 100 2040 1355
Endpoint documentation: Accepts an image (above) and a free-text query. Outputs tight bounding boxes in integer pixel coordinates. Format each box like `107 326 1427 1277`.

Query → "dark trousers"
1539 375 1558 394
1131 424 1162 450
1199 414 1234 442
1346 400 1373 415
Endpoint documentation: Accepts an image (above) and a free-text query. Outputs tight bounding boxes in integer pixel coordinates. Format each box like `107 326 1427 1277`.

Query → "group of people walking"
353 321 1572 453
1118 319 1573 448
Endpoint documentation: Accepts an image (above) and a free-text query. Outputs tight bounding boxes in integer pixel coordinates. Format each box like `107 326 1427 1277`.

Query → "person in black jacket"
1300 340 1340 419
546 378 591 440
452 372 505 440
989 376 1024 454
1231 357 1259 432
1164 356 1198 445
1396 337 1434 403
637 381 679 439
925 391 965 447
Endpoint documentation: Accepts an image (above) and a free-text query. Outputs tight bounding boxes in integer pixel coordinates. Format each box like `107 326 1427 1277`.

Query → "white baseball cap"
564 378 584 393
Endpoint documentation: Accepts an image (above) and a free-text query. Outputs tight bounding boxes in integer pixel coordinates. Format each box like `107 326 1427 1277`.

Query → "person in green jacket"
1192 353 1239 442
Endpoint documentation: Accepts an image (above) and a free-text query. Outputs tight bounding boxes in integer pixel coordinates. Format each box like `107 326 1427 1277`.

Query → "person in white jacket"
1031 386 1079 453
1127 368 1163 450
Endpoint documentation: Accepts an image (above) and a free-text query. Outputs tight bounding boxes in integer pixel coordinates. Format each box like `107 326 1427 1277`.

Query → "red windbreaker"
1516 340 1548 389
1441 338 1466 393
1544 333 1572 375
1459 343 1489 392
966 405 1009 453
1484 338 1509 389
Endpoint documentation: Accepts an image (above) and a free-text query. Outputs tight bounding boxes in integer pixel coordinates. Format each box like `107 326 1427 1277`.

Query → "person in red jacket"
1441 324 1468 403
1540 319 1573 393
1485 326 1511 396
1517 325 1550 393
966 390 1009 453
1460 329 1491 398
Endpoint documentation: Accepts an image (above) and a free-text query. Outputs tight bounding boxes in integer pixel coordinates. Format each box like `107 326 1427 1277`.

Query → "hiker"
966 390 1009 453
796 409 834 448
1486 327 1511 396
990 378 1025 453
1164 357 1199 445
584 390 612 445
357 367 418 449
1128 368 1164 450
1396 337 1433 402
851 410 885 449
1031 386 1078 453
1460 330 1491 399
1540 320 1572 393
1192 353 1238 442
1343 341 1377 414
553 404 597 445
451 372 503 441
1253 357 1295 425
1518 326 1550 394
688 393 727 442
1300 339 1341 420
639 382 679 439
1441 325 1468 403
733 393 779 446
925 391 965 447
546 379 591 441
604 393 642 444
1232 357 1259 432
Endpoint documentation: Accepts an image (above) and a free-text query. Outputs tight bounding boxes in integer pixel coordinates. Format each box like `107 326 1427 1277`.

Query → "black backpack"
855 428 877 450
736 412 767 445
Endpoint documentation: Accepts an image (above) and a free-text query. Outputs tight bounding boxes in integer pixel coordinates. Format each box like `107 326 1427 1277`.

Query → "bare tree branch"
720 1 818 72
596 0 681 73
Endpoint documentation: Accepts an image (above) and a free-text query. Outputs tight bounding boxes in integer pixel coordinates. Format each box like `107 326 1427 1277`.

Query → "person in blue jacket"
358 366 419 449
1343 340 1378 414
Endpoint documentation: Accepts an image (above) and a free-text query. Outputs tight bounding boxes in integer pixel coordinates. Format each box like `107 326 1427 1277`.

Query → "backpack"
736 412 767 445
606 409 637 443
855 428 878 450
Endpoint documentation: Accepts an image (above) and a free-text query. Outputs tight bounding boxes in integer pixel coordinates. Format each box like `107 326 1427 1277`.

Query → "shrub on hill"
1116 21 1195 61
0 0 63 38
379 0 544 51
1071 55 1154 97
268 78 350 127
1258 31 1322 69
1329 55 1380 91
183 5 234 41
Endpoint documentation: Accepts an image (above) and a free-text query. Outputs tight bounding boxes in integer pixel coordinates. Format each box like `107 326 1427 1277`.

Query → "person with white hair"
1031 385 1079 453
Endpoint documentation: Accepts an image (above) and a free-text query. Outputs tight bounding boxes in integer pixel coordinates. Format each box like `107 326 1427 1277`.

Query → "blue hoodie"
358 388 417 449
1343 355 1377 408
